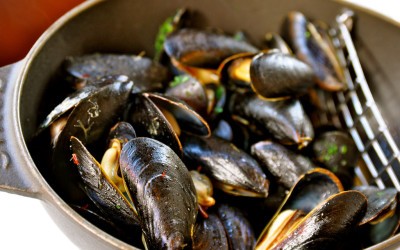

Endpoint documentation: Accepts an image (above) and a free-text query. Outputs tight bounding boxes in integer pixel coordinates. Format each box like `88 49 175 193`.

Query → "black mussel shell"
120 137 198 249
250 50 316 100
353 185 398 224
251 140 315 189
128 93 183 157
312 130 359 171
106 121 136 148
229 90 314 148
281 11 345 91
193 213 229 250
65 53 169 92
216 203 256 250
165 74 208 117
164 28 258 68
38 75 129 134
283 168 343 213
181 133 269 198
52 79 134 203
212 119 233 142
257 191 367 250
70 136 140 227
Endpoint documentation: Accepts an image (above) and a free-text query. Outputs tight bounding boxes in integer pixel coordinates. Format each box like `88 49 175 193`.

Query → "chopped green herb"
340 145 348 154
377 192 383 196
340 159 347 166
214 107 224 114
169 75 190 87
116 204 121 209
215 85 224 100
305 31 311 38
233 33 243 41
186 91 191 96
331 165 338 173
154 16 174 61
324 154 331 162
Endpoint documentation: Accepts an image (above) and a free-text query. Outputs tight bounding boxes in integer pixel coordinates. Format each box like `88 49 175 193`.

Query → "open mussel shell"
165 74 208 117
128 93 183 157
38 75 129 134
164 28 259 69
251 140 315 189
205 83 227 122
120 137 198 249
282 168 343 213
216 203 256 250
181 133 269 198
281 11 345 91
256 191 368 250
353 185 400 246
229 89 314 148
146 92 211 136
250 49 316 100
64 53 169 92
70 136 140 227
193 213 229 250
51 79 134 203
217 52 255 90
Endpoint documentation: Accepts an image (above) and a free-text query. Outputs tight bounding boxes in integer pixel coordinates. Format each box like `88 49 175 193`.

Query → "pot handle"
0 62 41 198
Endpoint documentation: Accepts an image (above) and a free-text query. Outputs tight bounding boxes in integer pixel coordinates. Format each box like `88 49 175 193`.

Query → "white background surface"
0 1 399 250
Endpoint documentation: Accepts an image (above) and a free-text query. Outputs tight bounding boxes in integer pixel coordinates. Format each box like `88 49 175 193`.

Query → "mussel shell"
250 50 316 99
217 52 255 90
281 11 345 91
120 137 198 249
353 185 398 225
164 28 258 68
282 168 343 213
106 121 137 148
52 79 134 203
38 75 128 134
229 90 314 147
212 119 233 142
65 53 169 92
251 140 315 189
70 136 140 227
128 93 183 157
147 93 211 136
216 203 256 250
193 213 229 250
312 130 359 171
263 191 367 250
165 74 208 117
181 133 269 197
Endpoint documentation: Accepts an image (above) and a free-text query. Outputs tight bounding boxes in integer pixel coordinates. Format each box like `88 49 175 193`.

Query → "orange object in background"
0 0 85 67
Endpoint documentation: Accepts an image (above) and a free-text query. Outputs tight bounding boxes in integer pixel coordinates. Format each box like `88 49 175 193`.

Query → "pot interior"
19 0 400 248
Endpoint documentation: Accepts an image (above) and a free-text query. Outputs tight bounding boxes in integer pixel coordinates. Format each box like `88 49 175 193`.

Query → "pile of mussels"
33 9 400 250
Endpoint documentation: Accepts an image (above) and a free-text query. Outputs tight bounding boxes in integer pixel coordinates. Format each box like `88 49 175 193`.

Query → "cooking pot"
1 0 400 249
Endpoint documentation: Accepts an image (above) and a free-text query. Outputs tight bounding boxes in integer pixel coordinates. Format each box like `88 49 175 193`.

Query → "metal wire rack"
315 9 400 191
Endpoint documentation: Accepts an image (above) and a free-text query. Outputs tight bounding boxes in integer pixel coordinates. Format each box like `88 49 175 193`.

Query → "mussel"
229 89 314 148
181 133 269 197
120 137 198 249
250 49 316 100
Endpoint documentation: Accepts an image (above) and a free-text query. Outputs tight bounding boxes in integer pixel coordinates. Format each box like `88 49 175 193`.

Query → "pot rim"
14 0 136 249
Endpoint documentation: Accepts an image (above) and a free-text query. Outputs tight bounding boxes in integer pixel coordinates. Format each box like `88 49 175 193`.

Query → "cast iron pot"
0 0 400 249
